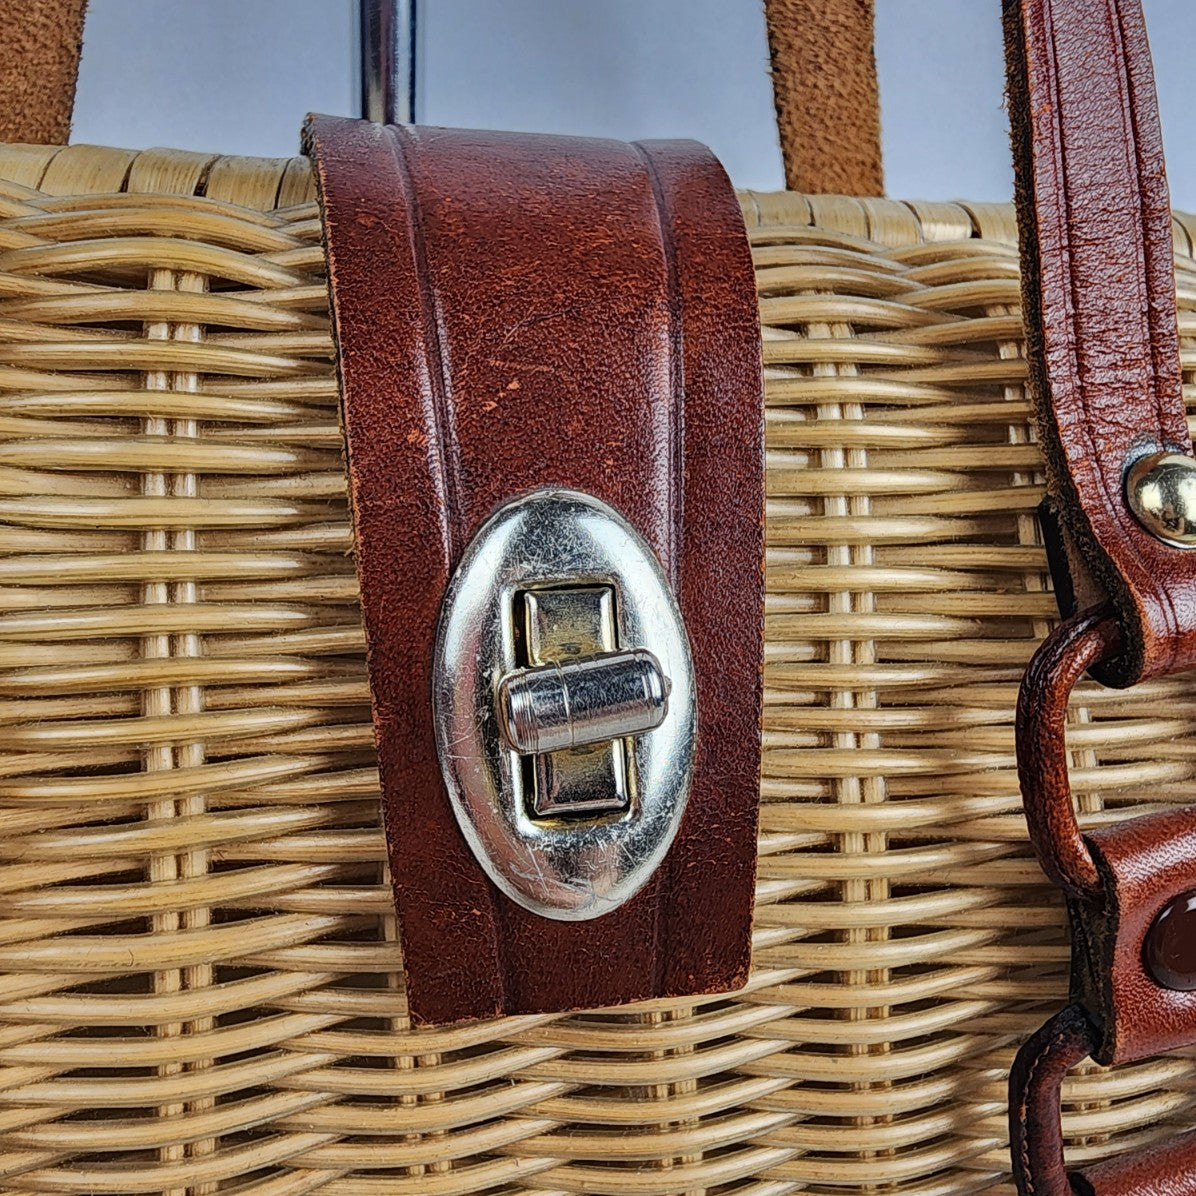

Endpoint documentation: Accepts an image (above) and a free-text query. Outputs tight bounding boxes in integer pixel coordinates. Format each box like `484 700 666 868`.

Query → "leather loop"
1010 1004 1098 1196
1016 607 1122 899
305 117 764 1024
1005 0 1192 688
1010 1006 1196 1196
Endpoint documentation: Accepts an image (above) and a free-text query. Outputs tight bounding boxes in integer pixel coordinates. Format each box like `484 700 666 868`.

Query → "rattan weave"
2 143 1196 1196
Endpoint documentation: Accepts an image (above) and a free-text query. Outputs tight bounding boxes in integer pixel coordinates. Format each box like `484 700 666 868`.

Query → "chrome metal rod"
359 0 418 125
498 649 670 756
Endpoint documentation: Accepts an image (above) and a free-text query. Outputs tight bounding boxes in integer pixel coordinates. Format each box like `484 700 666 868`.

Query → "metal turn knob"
497 648 669 755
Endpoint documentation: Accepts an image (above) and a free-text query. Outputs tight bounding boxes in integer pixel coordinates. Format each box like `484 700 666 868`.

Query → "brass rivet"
1145 892 1196 991
1125 451 1196 547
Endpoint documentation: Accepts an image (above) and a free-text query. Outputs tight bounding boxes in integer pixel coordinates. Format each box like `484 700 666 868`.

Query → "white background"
70 0 1196 207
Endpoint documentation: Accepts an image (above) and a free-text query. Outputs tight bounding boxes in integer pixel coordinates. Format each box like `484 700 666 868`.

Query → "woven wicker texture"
2 143 1196 1195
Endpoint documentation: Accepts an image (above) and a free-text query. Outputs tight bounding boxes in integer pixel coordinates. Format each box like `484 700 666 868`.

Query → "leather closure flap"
305 116 765 1024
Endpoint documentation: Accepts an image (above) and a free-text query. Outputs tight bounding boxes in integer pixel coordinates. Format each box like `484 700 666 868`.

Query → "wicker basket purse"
2 3 1195 1195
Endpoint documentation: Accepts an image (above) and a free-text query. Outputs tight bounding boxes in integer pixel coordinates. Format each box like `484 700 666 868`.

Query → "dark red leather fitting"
1005 0 1191 688
1011 1005 1196 1196
1076 1131 1196 1196
305 116 765 1024
1080 809 1196 1064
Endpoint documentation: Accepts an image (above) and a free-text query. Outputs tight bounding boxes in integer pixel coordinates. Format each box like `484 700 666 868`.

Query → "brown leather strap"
1005 0 1191 688
764 0 884 195
1006 3 1196 1189
0 0 87 144
306 116 764 1025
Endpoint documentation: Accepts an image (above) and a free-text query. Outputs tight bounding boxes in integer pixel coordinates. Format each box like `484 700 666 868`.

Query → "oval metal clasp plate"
433 488 696 920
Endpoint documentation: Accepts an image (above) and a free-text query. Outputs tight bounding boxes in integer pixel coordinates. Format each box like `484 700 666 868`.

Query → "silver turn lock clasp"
495 581 671 819
433 488 696 920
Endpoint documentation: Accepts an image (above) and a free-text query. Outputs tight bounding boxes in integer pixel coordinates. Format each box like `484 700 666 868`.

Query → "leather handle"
763 0 884 194
1006 2 1196 1191
1015 607 1122 899
1010 1005 1098 1196
0 0 88 144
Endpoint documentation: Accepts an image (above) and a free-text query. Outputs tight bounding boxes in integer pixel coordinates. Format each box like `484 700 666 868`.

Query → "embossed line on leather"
1004 0 1190 686
305 117 504 1023
635 140 765 996
306 115 764 1024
